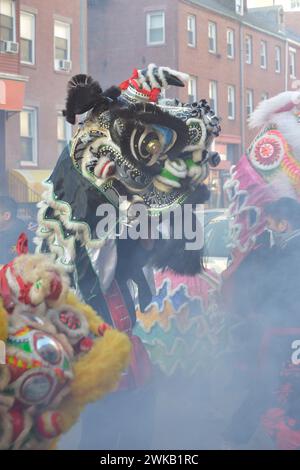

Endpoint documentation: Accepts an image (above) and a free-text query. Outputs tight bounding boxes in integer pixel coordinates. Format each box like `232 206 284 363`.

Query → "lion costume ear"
62 74 120 124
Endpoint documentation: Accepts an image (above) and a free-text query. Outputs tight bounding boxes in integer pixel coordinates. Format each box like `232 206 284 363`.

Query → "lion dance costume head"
0 240 131 450
36 64 221 277
225 90 300 271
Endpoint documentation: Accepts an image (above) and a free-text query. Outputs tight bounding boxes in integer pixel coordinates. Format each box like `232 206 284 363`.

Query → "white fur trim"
147 63 161 89
164 159 187 178
249 91 300 129
35 182 105 272
156 175 181 189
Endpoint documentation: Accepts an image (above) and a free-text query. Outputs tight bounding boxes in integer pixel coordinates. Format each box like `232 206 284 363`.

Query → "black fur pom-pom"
63 74 103 124
63 75 121 124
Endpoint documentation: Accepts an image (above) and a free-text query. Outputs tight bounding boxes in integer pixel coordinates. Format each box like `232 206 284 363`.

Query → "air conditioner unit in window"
4 41 19 54
57 59 72 72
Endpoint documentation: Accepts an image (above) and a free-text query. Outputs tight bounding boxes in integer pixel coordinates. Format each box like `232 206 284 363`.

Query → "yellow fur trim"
13 254 69 307
55 331 131 437
71 330 131 405
51 293 131 445
66 292 104 335
0 299 8 341
56 399 83 434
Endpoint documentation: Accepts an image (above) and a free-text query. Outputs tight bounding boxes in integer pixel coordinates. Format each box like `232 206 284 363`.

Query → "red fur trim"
119 68 160 102
149 88 161 103
119 68 139 91
16 233 28 256
98 323 110 336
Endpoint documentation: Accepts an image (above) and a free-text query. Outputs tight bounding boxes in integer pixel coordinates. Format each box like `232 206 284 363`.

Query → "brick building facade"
87 0 300 205
0 0 87 200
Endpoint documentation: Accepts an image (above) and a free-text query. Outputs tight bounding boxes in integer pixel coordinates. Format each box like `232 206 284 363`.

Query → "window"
246 89 254 116
289 48 296 78
54 21 71 67
228 85 235 120
20 107 37 164
20 12 35 64
245 35 252 64
209 81 218 113
188 77 197 103
260 41 267 69
227 143 239 164
57 113 72 156
291 0 300 9
187 15 196 47
208 22 217 53
0 0 15 42
261 92 269 101
275 46 281 73
227 29 235 59
235 0 244 15
146 11 165 45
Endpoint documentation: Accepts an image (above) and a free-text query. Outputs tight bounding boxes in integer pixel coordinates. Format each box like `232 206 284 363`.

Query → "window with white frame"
0 0 16 42
209 81 218 113
57 113 72 156
246 89 254 116
146 11 165 45
289 48 296 78
20 11 35 64
235 0 244 15
188 76 197 103
291 0 300 9
228 85 235 120
187 15 196 47
260 41 267 69
20 107 38 164
54 21 71 67
275 46 281 73
245 35 252 64
227 28 235 59
208 22 217 53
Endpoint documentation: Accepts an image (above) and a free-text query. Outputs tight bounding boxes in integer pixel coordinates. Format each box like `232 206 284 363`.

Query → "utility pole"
80 0 88 74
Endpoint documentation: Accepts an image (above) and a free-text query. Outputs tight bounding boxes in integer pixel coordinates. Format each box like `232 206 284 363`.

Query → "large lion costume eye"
129 125 177 167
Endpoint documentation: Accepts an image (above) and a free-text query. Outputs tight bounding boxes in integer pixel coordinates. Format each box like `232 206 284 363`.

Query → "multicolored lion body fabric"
0 251 130 450
134 269 224 378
